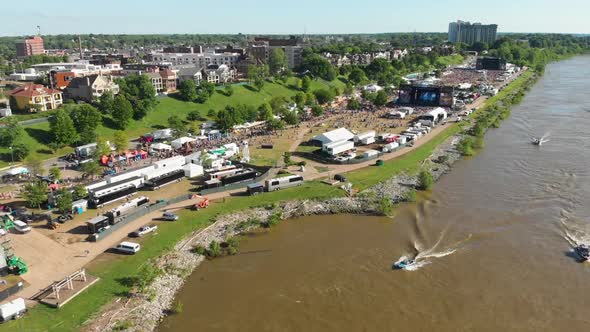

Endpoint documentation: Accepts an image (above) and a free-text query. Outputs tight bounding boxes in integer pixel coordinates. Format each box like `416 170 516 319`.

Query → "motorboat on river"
393 258 416 270
574 244 590 262
531 137 543 146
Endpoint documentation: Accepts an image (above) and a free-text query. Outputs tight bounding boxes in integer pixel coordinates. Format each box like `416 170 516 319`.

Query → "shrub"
265 211 282 227
193 245 207 255
208 241 222 257
417 170 434 191
377 197 394 216
403 189 417 202
113 320 133 331
457 136 474 156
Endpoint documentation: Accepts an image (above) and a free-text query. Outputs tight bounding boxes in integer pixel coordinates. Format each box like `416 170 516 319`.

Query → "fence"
89 193 192 242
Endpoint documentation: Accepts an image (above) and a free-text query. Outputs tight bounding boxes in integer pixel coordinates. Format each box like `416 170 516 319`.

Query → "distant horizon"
2 0 589 37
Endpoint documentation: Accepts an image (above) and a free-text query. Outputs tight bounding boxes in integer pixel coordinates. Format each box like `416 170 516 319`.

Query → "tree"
311 105 324 117
347 98 361 110
111 94 134 129
301 76 311 92
113 131 128 153
269 48 288 76
269 96 288 113
207 109 217 118
24 155 44 175
11 143 30 161
305 92 316 106
168 115 187 138
49 167 61 181
224 85 234 96
0 117 24 146
248 65 269 91
96 136 111 157
343 83 354 95
55 188 73 214
300 54 336 81
201 81 215 97
72 185 88 200
23 181 47 209
313 89 335 105
49 109 78 147
348 67 367 85
117 74 158 119
373 90 389 107
216 106 242 131
365 58 394 84
98 90 115 113
186 110 202 121
293 92 306 106
178 80 197 101
266 118 285 131
417 170 434 191
283 111 300 125
69 104 102 143
258 103 273 121
81 160 101 179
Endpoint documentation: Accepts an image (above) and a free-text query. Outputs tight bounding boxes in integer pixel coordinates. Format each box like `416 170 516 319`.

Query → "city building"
247 36 303 69
159 69 177 93
8 68 43 81
176 66 203 86
145 72 163 93
7 82 63 112
448 20 498 45
202 64 236 84
16 35 45 57
65 74 120 102
149 51 242 68
50 71 76 89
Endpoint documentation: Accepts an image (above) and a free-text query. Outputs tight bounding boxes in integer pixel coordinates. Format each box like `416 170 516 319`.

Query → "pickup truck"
128 225 158 238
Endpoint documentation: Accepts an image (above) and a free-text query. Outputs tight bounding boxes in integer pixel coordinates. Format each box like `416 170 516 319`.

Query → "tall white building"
448 20 498 45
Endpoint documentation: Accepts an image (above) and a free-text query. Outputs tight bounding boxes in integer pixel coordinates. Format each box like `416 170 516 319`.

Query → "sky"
2 0 589 36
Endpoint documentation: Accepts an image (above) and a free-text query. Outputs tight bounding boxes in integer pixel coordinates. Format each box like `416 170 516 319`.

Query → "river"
157 56 590 332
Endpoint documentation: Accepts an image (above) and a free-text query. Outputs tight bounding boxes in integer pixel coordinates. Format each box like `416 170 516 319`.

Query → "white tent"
151 143 172 151
313 128 354 145
4 167 29 176
183 163 204 178
171 137 196 149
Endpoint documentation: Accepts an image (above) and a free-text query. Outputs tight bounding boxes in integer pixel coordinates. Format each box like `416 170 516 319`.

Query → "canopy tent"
171 137 196 149
4 167 29 176
151 143 172 151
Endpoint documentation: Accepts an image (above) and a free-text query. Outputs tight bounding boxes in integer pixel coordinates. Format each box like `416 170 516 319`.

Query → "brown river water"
157 56 590 332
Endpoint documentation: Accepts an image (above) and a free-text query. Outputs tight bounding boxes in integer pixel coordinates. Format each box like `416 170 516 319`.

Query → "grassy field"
0 77 346 168
0 69 534 332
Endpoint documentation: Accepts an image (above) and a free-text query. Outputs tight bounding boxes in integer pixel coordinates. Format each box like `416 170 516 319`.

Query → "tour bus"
220 169 259 186
265 175 304 191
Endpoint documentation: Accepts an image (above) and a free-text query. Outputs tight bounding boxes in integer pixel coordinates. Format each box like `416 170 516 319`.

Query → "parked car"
163 212 179 221
129 225 158 238
246 183 265 195
334 174 347 182
12 220 31 234
115 241 141 254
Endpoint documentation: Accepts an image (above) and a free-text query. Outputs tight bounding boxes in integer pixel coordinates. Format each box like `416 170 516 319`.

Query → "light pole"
8 146 13 165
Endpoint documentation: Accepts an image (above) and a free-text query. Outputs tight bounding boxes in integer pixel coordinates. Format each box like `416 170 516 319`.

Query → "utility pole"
78 35 83 59
8 146 13 165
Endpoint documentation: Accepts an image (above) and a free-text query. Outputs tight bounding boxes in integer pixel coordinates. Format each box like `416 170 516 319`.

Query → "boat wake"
559 211 590 248
394 233 472 271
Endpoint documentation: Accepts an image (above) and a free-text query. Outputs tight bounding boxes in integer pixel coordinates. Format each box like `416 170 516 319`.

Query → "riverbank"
84 123 469 332
0 66 537 332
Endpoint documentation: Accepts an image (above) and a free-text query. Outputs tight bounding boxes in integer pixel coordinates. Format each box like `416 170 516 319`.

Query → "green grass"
296 145 320 153
0 77 345 168
2 71 533 331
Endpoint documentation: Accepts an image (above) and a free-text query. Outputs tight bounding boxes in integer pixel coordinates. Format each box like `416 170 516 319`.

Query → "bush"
171 300 184 314
193 245 207 255
457 136 474 156
186 110 202 121
298 161 307 166
436 155 449 164
417 170 434 191
113 320 133 331
208 241 222 257
403 189 417 202
377 197 394 216
265 211 282 228
473 136 485 149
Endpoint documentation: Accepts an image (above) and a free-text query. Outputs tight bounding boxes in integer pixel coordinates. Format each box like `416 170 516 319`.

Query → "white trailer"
152 156 186 170
323 140 354 156
0 298 26 321
184 164 204 178
109 166 154 184
396 135 409 145
382 142 400 152
360 136 375 145
363 149 380 158
354 131 376 144
265 175 304 191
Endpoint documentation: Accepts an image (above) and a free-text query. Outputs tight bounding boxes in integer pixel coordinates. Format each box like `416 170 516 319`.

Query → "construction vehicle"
6 256 28 275
190 195 210 211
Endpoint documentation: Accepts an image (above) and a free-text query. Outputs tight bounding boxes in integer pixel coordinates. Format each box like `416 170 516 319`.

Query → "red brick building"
16 36 45 58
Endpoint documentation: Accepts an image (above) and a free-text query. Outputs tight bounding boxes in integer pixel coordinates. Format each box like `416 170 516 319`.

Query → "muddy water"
157 56 590 332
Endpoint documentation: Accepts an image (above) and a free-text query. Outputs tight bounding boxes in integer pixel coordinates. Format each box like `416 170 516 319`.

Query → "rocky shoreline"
85 131 464 332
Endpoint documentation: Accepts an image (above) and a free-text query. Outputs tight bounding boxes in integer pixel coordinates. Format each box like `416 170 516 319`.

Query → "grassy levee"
0 77 346 168
1 70 533 332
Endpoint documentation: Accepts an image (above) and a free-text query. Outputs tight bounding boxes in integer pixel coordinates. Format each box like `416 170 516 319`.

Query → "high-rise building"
247 36 303 69
448 21 498 45
16 35 45 58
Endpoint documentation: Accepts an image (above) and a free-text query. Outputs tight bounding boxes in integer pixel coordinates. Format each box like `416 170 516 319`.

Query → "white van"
12 220 31 234
115 241 141 254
